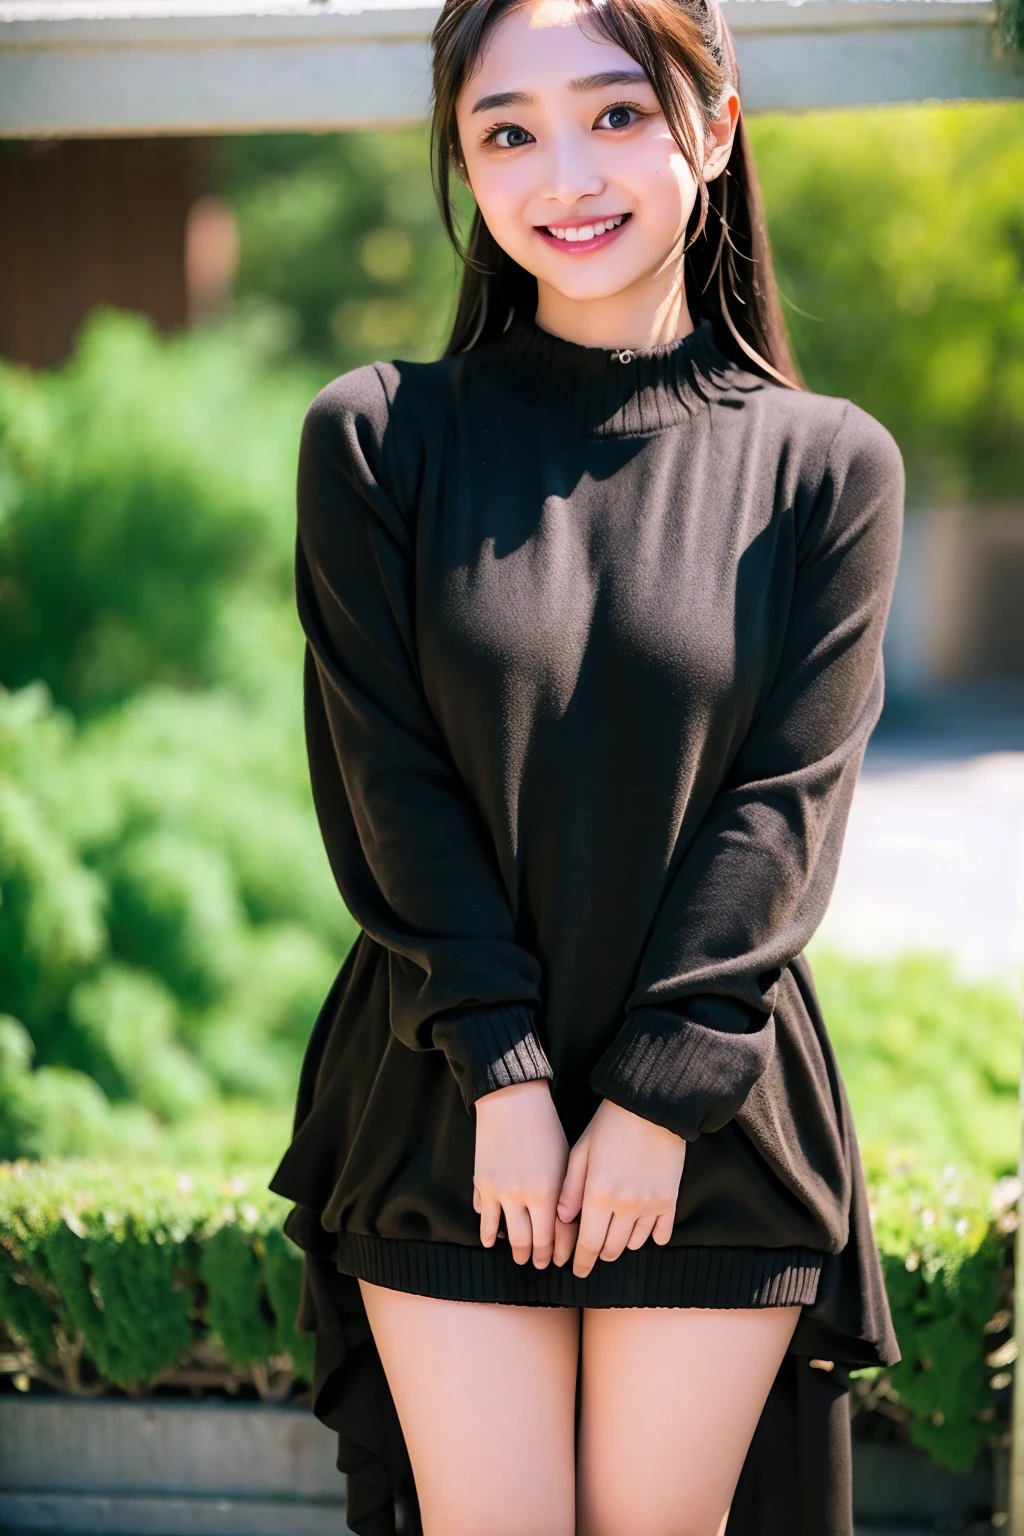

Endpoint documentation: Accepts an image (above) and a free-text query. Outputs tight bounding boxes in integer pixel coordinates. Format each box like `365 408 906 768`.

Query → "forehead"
467 0 642 93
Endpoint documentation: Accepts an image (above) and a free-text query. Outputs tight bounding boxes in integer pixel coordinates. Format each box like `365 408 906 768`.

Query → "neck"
533 260 694 352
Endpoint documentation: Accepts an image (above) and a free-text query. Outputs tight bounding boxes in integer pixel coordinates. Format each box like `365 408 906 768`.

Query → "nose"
537 129 605 212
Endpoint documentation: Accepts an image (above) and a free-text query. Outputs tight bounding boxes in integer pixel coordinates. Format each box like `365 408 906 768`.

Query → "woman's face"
455 0 738 318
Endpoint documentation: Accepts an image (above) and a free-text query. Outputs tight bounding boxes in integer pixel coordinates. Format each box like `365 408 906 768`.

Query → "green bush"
0 676 349 1167
750 103 1024 503
0 311 311 715
0 1156 1014 1474
856 1154 1014 1472
218 128 462 376
0 1160 312 1399
0 316 357 1170
814 949 1021 1180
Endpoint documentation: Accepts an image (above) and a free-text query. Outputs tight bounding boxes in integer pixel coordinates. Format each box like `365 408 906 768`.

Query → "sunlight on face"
455 0 732 335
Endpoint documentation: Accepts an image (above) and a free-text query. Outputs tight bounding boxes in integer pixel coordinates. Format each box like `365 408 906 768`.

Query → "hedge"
855 1155 1016 1473
0 1160 312 1402
0 1157 1017 1473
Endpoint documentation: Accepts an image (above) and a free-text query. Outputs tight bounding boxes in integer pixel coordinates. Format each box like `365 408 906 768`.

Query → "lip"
534 213 632 254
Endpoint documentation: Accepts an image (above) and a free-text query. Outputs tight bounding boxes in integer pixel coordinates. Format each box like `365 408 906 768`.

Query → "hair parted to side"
430 0 801 388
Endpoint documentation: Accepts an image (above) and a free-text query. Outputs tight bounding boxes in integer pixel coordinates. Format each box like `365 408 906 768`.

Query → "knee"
421 1491 575 1536
578 1491 728 1536
428 1514 574 1536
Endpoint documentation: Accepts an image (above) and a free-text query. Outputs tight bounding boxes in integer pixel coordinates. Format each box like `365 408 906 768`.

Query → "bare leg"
358 1280 579 1536
577 1304 801 1536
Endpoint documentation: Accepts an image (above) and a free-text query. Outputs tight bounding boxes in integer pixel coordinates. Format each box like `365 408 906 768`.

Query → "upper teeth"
549 215 625 242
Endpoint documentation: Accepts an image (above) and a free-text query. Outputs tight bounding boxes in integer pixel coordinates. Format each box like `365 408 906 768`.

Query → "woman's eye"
598 105 639 131
490 125 533 149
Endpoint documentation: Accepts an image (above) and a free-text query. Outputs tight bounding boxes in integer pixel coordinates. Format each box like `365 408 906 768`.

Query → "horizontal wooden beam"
1 0 1021 138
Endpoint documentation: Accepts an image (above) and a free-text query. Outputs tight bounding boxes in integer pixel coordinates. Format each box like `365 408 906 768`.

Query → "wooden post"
0 138 203 368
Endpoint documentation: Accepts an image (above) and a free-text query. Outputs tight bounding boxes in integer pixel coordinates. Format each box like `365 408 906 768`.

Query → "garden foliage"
0 315 355 1169
860 1155 1015 1472
0 1156 1014 1473
814 949 1021 1179
0 1160 312 1399
752 103 1024 504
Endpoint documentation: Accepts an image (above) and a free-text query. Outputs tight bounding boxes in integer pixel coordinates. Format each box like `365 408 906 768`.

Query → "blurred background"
1 105 1023 1186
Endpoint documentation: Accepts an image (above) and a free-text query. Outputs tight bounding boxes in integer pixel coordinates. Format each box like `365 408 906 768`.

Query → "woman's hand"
473 1079 577 1269
557 1099 686 1279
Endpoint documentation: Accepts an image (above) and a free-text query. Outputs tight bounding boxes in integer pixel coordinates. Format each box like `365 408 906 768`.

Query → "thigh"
358 1280 579 1536
577 1303 801 1536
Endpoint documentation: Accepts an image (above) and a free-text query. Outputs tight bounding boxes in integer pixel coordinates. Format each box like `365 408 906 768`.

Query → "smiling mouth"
538 212 631 245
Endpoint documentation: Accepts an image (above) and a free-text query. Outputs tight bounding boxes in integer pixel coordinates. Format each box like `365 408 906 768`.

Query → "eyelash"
481 101 648 149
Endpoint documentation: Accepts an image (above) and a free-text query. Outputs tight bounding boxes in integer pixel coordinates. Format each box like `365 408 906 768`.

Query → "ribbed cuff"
590 1003 774 1141
431 1003 553 1109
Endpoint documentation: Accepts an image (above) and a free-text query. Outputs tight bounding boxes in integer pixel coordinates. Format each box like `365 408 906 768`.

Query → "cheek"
464 153 526 231
638 147 699 235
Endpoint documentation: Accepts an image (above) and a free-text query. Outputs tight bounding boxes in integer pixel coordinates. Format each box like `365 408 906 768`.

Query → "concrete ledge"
0 1398 352 1536
0 1493 352 1536
0 1396 996 1535
1 0 1021 136
0 1398 345 1500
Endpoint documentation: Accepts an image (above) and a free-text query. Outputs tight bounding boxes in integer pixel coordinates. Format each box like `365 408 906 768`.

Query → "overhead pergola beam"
1 0 1022 138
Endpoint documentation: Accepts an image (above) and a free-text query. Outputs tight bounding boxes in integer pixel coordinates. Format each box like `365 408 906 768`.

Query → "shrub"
814 949 1021 1180
0 314 361 1165
0 679 351 1165
0 1156 1015 1475
0 1160 312 1400
855 1154 1015 1473
0 311 310 715
749 104 1024 504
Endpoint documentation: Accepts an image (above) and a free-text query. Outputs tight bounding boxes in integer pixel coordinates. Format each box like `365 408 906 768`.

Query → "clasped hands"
472 1079 686 1280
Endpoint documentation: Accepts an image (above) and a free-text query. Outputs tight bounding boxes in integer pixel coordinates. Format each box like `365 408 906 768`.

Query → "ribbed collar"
480 313 739 438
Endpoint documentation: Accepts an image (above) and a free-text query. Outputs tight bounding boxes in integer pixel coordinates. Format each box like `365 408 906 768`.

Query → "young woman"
270 0 903 1531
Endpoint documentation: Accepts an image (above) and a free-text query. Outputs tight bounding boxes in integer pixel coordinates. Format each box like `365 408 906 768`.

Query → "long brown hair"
430 0 801 387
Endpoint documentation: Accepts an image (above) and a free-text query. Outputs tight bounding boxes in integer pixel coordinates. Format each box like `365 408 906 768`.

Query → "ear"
703 89 741 183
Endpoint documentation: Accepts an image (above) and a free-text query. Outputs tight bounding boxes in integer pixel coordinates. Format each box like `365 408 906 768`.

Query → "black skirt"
282 1201 880 1536
272 957 899 1536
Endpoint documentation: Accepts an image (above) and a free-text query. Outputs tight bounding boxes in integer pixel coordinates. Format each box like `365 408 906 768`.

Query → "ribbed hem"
431 1002 553 1108
590 1006 775 1141
336 1232 822 1310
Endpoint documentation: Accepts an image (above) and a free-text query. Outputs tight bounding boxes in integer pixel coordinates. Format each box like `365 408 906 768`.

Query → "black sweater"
271 315 903 1319
271 316 904 1536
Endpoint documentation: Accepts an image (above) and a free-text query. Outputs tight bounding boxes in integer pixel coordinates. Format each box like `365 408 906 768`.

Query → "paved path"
818 697 1024 987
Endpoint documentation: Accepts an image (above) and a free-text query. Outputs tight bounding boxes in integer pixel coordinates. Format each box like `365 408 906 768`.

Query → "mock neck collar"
478 312 739 438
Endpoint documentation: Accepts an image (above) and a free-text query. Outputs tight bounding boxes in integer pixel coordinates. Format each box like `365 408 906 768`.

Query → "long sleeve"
297 367 551 1108
590 403 904 1140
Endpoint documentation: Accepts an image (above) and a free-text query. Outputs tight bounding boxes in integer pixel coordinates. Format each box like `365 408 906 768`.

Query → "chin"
538 269 643 304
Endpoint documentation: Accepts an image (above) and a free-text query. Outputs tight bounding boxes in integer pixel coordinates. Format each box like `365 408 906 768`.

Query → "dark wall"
0 138 204 369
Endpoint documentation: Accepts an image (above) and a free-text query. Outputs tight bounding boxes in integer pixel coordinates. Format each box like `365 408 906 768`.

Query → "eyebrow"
470 68 649 115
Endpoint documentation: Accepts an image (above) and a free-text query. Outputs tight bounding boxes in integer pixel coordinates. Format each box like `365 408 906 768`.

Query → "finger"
503 1202 534 1266
557 1140 589 1224
626 1214 657 1250
598 1210 637 1264
553 1216 578 1268
472 1184 481 1215
478 1190 502 1248
652 1210 675 1246
573 1197 612 1280
528 1198 557 1270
